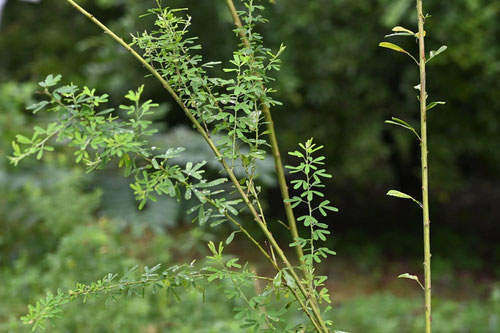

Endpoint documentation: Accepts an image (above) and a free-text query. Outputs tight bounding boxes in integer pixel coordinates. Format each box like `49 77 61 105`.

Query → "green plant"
11 1 340 332
379 0 447 332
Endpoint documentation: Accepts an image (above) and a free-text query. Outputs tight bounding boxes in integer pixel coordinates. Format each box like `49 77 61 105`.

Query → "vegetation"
1 0 498 332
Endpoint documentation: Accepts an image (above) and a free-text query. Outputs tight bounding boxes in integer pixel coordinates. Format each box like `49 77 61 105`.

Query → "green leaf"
398 273 424 290
386 190 422 208
427 45 447 63
210 219 226 227
385 26 415 38
15 134 31 144
195 178 227 188
392 26 415 35
39 74 62 88
225 231 239 245
379 42 409 54
387 190 413 200
288 150 304 158
184 188 192 200
282 270 296 288
379 42 418 64
385 117 421 140
26 100 50 114
96 108 114 116
322 248 337 256
426 101 446 110
151 158 160 170
198 205 206 225
226 258 241 268
11 141 20 154
273 271 283 288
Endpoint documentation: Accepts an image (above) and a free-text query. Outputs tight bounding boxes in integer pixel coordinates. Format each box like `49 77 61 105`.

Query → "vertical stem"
263 108 304 259
416 1 432 332
224 0 304 264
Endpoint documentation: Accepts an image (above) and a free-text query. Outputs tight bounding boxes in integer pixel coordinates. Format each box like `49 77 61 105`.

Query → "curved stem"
416 1 432 332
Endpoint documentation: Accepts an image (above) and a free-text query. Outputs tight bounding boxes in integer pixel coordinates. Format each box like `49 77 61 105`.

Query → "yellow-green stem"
416 0 432 332
224 0 304 264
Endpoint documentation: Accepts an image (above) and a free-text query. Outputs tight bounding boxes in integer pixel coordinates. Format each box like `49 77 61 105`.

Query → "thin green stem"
10 115 77 166
223 2 328 331
416 1 432 332
223 0 304 264
304 152 316 295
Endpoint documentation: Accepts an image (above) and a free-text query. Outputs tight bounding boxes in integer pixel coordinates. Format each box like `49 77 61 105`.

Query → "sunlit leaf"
398 273 424 289
379 42 418 64
387 190 422 208
379 42 409 54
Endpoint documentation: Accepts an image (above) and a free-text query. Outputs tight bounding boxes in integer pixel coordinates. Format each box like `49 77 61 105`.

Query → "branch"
223 0 303 265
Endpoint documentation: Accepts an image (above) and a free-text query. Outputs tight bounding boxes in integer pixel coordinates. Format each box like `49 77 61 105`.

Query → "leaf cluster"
285 139 337 308
21 262 205 331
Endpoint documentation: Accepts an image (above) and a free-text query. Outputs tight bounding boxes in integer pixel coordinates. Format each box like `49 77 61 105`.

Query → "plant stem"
416 0 432 332
224 0 303 264
223 3 329 331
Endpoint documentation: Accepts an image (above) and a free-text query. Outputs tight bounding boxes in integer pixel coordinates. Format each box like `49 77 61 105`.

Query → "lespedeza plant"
12 1 340 332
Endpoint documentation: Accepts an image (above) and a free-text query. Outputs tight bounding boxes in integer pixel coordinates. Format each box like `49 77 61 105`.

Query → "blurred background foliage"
0 0 498 331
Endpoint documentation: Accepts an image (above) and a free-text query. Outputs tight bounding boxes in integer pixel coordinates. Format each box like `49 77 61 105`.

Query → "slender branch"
416 1 432 332
10 115 77 166
224 0 303 263
224 2 328 331
203 194 280 271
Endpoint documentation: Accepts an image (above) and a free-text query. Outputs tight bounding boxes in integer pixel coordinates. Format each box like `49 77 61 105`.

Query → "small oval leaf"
427 45 447 62
379 42 409 54
225 231 239 245
398 273 424 290
387 190 413 200
392 26 415 35
398 273 419 281
386 190 423 208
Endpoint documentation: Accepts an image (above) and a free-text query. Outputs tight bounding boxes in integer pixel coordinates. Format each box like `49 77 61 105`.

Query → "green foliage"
286 139 338 266
20 261 205 331
9 78 156 170
2 0 497 332
333 290 500 333
132 1 280 167
0 214 251 333
9 1 335 332
285 139 337 316
3 0 500 196
206 241 295 331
